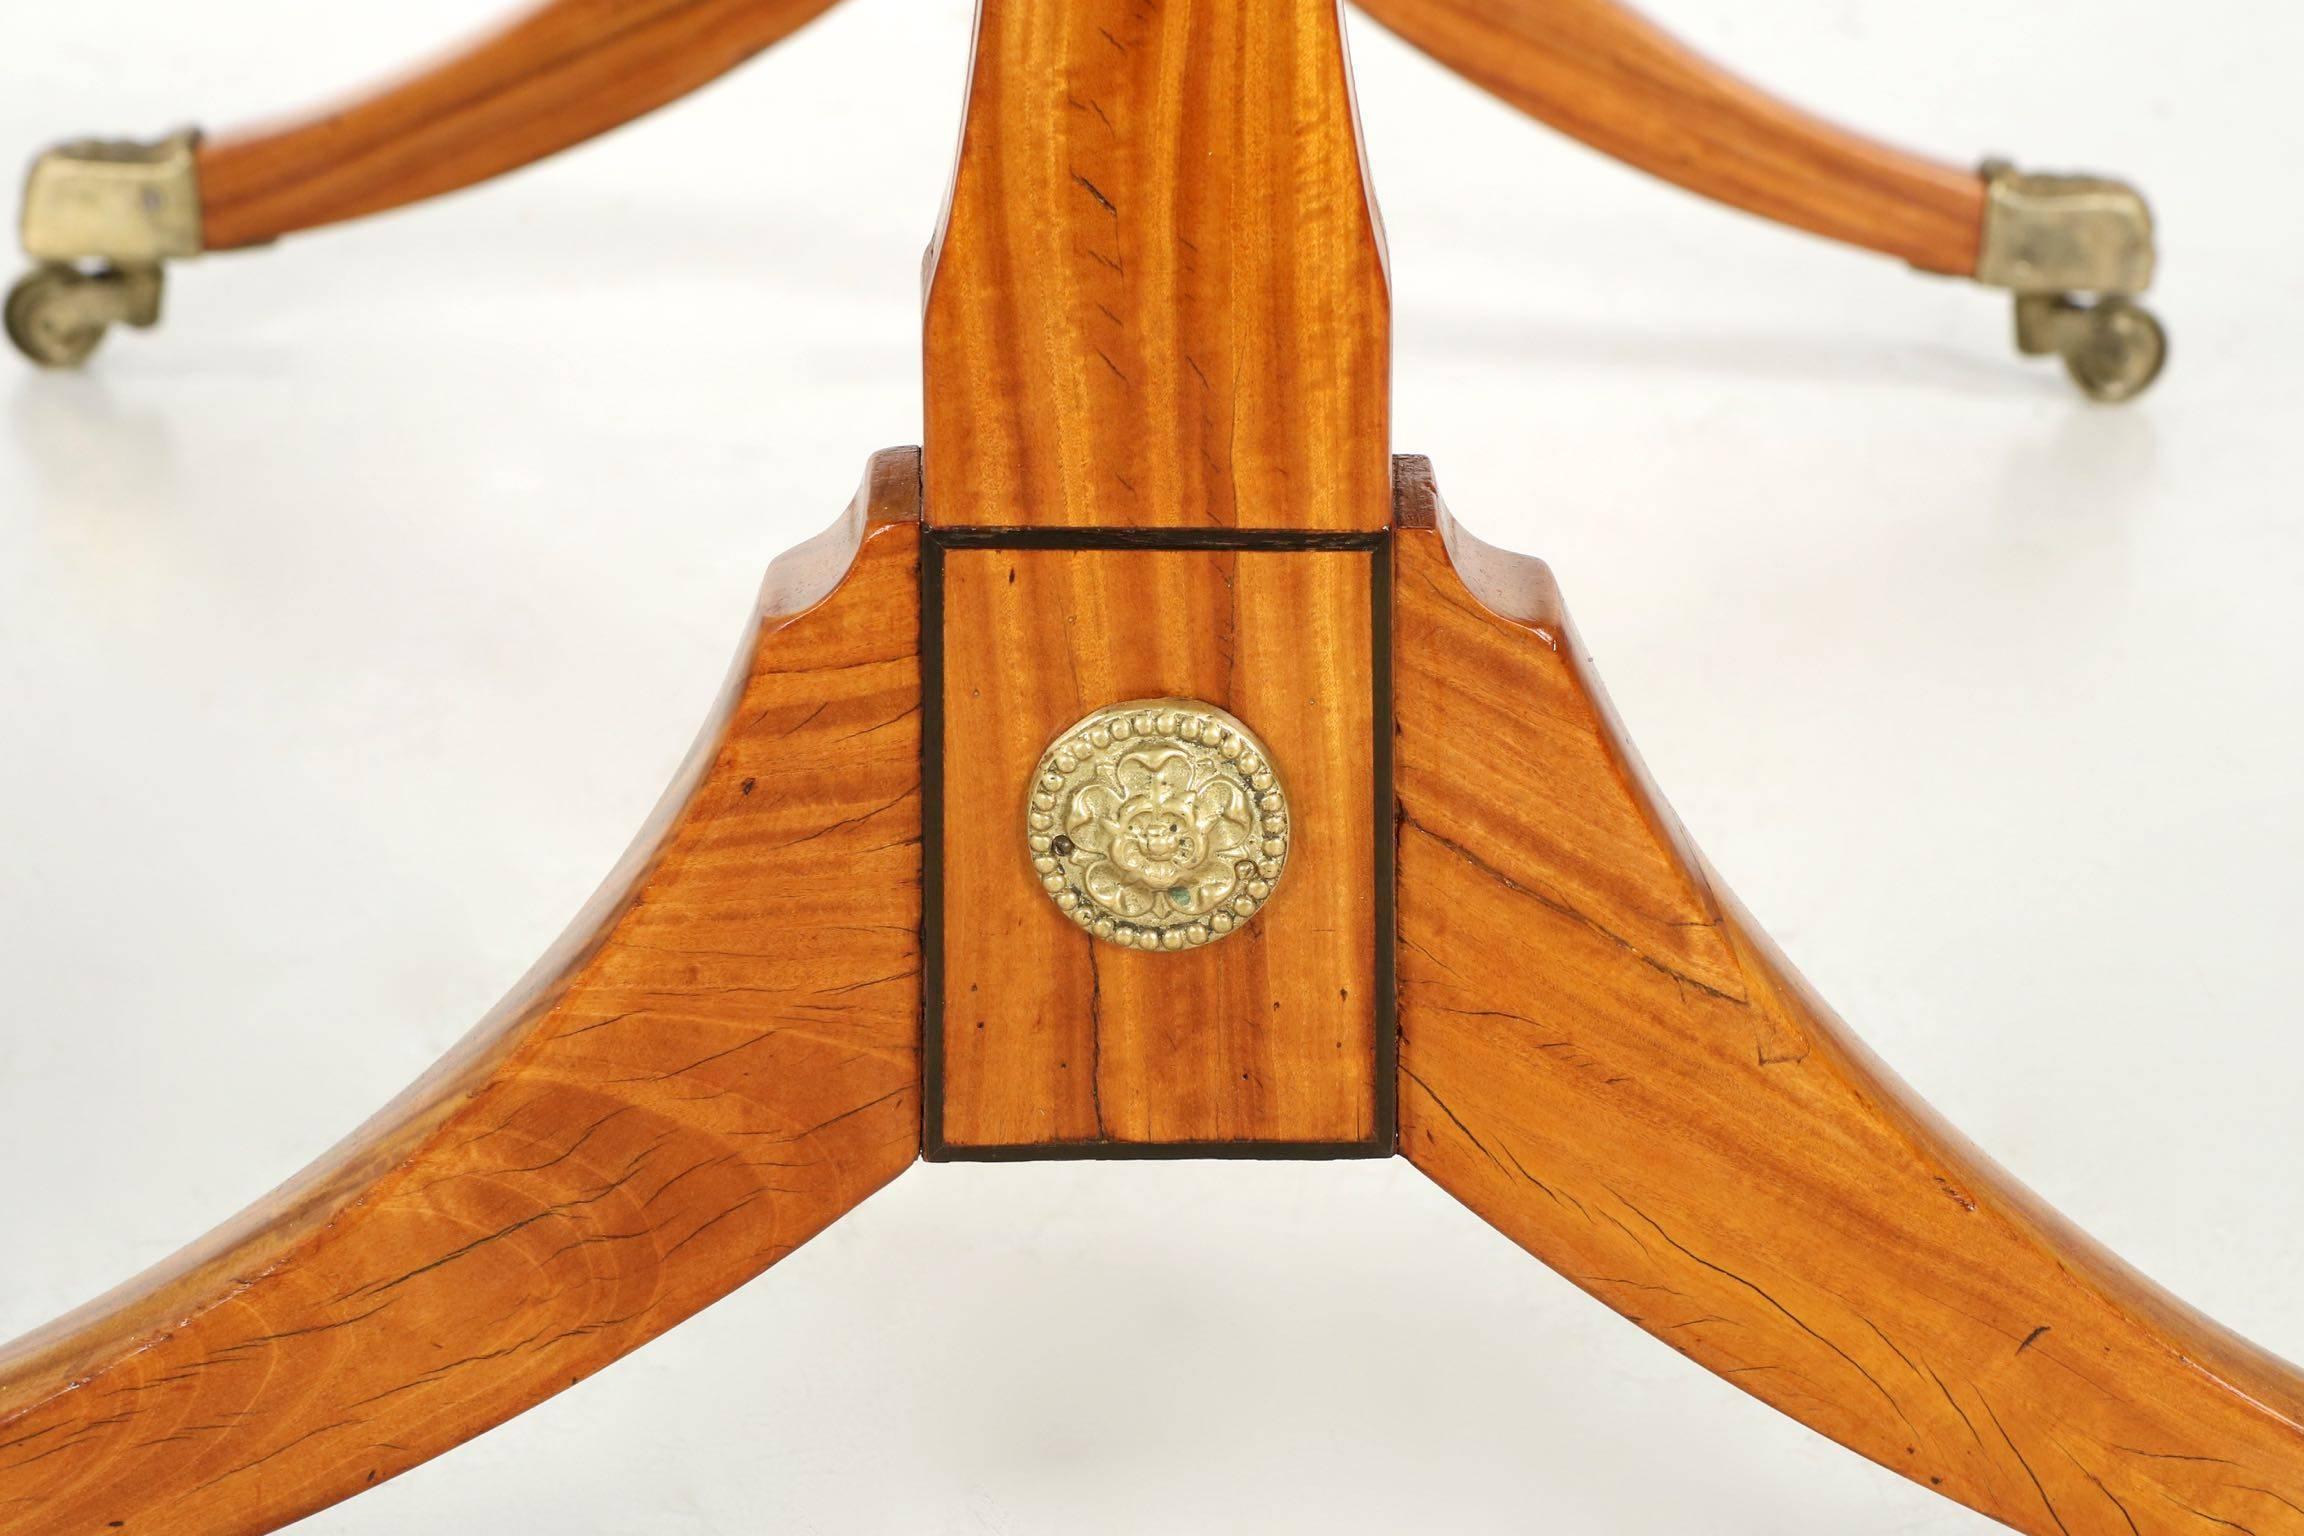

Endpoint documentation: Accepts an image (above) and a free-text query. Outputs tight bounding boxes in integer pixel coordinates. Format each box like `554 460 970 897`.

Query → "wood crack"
1400 812 1747 1006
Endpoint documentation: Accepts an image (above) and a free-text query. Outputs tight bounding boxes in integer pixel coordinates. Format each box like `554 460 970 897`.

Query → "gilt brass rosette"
1025 699 1290 951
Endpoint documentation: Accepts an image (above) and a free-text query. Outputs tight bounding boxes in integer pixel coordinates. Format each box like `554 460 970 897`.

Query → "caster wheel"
5 262 164 369
2062 297 2168 404
6 266 110 368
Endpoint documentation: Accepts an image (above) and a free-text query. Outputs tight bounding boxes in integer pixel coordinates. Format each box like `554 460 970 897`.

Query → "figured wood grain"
193 0 1985 276
197 0 847 250
936 546 1381 1149
921 0 1392 531
0 449 925 1536
1353 0 1986 273
1391 455 2304 1534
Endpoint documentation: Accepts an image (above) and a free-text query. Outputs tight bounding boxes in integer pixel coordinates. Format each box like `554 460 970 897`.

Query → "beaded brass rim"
1025 698 1290 950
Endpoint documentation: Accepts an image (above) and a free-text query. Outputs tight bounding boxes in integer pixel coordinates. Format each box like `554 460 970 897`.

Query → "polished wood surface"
1353 0 1986 273
935 545 1382 1150
13 0 2267 1527
1391 455 2304 1534
0 450 925 1535
189 0 1986 275
922 3 1392 1150
920 0 1392 530
198 0 847 251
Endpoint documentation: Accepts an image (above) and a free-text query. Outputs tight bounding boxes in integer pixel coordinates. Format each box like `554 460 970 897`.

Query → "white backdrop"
4 2 2301 1532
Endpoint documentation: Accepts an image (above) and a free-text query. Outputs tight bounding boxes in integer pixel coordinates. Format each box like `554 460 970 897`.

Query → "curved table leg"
199 0 852 251
189 0 1985 266
1352 0 1985 274
0 449 924 1536
188 0 1980 268
10 0 2158 392
1350 0 2166 398
1392 456 2303 1533
5 0 852 367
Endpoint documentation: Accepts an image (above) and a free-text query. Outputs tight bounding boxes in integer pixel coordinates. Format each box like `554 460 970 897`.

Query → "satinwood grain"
0 449 925 1535
1354 0 1987 273
198 0 848 251
1391 455 2304 1534
920 0 1392 531
935 545 1381 1150
193 0 1985 274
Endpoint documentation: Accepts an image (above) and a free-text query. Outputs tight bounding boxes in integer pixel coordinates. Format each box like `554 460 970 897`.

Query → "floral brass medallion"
1026 698 1291 950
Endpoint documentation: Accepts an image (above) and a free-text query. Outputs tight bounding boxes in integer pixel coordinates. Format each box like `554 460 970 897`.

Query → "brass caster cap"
2062 297 2168 405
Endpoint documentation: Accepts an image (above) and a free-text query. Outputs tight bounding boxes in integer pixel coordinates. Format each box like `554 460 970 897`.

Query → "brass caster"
11 130 201 368
5 262 164 369
2014 293 2168 405
1975 161 2165 403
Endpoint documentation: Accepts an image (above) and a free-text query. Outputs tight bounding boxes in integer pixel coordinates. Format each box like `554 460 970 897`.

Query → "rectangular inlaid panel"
928 541 1389 1156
